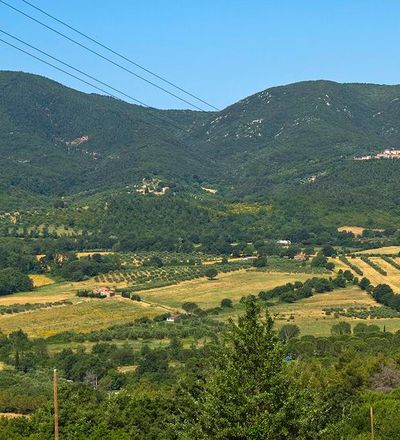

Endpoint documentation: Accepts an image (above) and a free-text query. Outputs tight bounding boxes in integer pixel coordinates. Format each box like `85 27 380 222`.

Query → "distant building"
354 149 400 161
277 240 291 247
92 287 115 298
294 251 307 261
166 314 181 322
354 155 372 161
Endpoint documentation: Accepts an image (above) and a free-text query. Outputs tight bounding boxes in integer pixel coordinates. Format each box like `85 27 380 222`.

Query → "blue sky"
1 0 400 110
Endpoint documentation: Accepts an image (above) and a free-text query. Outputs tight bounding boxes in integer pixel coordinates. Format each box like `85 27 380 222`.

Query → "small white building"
166 314 181 322
277 240 291 247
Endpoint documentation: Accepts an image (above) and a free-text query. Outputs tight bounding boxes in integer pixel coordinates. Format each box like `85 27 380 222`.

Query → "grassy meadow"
139 270 313 309
270 286 400 335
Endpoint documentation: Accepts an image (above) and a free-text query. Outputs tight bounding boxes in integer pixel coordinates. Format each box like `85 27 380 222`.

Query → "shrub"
205 267 218 280
221 298 233 308
331 321 351 335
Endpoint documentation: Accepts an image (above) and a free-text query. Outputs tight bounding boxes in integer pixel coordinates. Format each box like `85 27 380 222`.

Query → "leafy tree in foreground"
178 299 316 439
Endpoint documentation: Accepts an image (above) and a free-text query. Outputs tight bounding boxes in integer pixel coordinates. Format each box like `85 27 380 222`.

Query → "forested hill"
0 71 213 204
2 70 400 225
190 80 400 194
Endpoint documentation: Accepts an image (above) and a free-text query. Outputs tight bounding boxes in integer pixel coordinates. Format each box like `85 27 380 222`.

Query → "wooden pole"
53 368 59 440
370 406 374 440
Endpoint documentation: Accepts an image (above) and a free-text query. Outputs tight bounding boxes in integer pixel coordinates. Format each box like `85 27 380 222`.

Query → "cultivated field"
3 254 400 339
0 269 316 337
140 270 313 309
0 298 167 337
269 286 400 336
355 246 400 255
335 255 400 292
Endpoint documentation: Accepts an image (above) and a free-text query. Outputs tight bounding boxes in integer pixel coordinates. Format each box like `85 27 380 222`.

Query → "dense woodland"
2 71 400 229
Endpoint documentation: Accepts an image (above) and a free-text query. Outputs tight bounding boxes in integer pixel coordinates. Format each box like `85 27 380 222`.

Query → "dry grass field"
356 246 400 255
140 270 314 308
271 286 400 335
332 256 400 292
0 298 166 337
0 413 29 419
3 258 400 339
0 269 316 337
355 257 400 291
29 274 55 288
0 276 133 307
337 226 365 236
76 251 113 258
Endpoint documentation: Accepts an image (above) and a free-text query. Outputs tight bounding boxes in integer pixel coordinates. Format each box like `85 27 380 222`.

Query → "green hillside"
2 71 400 228
0 71 212 202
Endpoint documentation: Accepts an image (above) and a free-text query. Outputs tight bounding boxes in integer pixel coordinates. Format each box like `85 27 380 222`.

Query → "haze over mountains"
1 70 400 225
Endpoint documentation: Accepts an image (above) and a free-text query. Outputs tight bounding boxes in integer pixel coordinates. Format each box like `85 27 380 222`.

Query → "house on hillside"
277 239 291 247
92 287 115 298
294 251 307 261
166 314 182 323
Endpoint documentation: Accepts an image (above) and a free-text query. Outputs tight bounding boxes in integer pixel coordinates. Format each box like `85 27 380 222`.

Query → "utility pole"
370 406 374 440
53 368 59 440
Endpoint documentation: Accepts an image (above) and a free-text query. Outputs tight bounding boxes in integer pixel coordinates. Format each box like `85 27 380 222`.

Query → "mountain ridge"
2 70 400 228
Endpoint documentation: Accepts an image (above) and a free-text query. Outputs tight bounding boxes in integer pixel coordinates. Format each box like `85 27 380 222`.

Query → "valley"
2 72 400 438
2 249 400 339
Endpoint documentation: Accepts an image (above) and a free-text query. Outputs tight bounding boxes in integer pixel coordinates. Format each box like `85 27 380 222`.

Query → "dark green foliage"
142 256 164 268
220 298 233 308
311 253 328 268
182 302 199 313
2 72 400 232
252 256 268 267
339 256 363 276
278 324 300 341
258 276 337 303
359 277 371 290
0 268 33 295
0 240 40 274
353 323 380 334
204 267 218 280
56 253 121 281
371 284 400 311
331 321 352 335
178 299 317 439
381 255 400 270
325 261 335 271
322 245 336 257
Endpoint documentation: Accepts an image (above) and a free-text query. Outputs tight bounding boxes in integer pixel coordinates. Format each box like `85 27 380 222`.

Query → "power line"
0 28 149 108
0 0 208 111
20 0 219 111
0 36 186 133
0 37 121 100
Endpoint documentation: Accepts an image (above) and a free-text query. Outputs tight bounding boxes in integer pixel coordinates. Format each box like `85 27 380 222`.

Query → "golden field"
1 258 400 338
